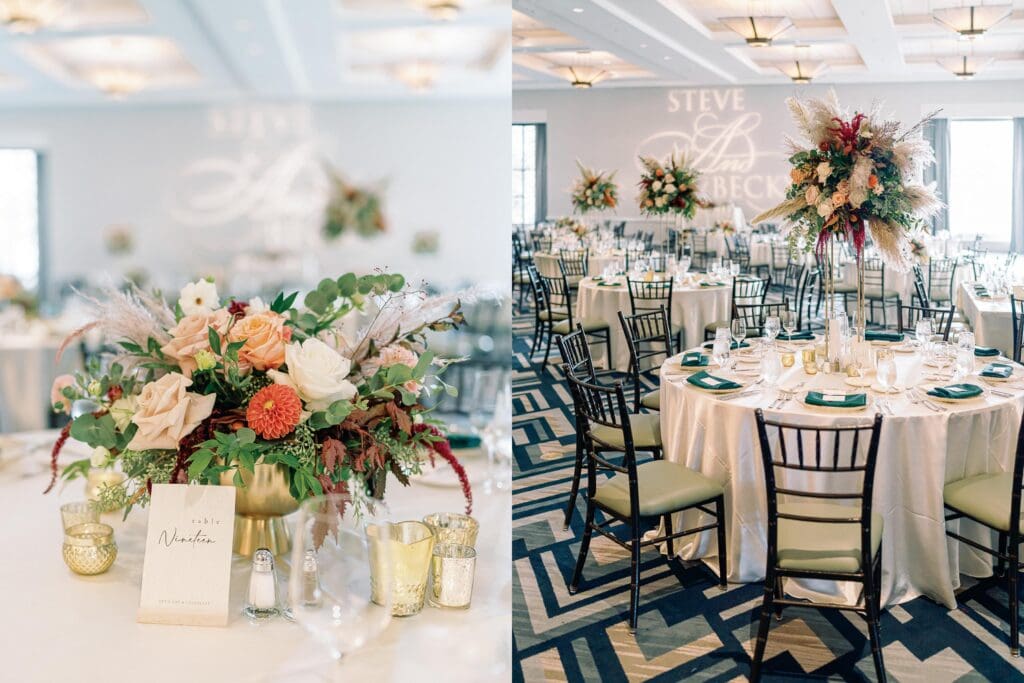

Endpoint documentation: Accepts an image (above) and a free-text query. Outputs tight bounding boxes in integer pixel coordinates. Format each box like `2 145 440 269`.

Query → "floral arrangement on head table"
571 161 618 214
45 272 474 517
752 90 942 269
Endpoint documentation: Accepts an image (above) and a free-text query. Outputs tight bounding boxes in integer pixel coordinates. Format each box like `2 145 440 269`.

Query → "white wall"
0 99 510 296
514 80 1024 224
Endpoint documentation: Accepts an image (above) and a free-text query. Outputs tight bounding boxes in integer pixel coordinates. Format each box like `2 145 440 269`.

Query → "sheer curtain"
923 118 950 234
1013 118 1024 253
534 123 547 225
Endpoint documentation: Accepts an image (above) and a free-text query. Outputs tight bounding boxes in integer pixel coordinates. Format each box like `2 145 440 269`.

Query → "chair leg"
664 513 674 558
628 522 642 632
542 331 554 369
568 501 595 594
605 333 613 374
865 565 887 682
530 321 541 355
773 575 784 620
562 438 584 530
750 570 775 682
715 496 728 590
997 532 1008 577
1010 541 1020 657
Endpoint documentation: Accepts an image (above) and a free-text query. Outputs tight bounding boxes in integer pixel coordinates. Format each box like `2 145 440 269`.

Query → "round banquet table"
576 276 731 372
0 430 511 683
657 345 1024 609
0 331 82 432
533 250 623 278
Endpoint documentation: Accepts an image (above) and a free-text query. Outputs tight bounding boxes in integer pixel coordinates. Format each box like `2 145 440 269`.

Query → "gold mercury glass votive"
802 348 818 375
63 523 117 575
374 521 435 617
86 470 127 511
60 501 99 530
780 352 795 368
422 512 479 548
429 543 477 610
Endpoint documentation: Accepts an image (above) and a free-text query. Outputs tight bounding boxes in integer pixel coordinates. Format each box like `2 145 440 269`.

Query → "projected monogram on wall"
635 88 789 213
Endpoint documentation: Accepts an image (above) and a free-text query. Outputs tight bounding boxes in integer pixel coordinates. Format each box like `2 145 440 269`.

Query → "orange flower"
867 174 879 189
789 168 808 184
229 311 291 372
246 384 302 439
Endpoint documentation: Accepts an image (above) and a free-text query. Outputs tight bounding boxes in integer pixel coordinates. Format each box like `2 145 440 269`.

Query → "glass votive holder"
62 523 117 575
780 352 795 368
422 512 479 548
86 469 127 511
61 501 100 530
429 543 477 610
801 348 817 375
387 521 435 617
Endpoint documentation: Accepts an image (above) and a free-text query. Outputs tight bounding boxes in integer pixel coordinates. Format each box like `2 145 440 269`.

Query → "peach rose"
50 374 75 414
790 167 808 185
228 311 292 372
161 309 231 378
804 185 820 205
126 372 215 451
378 344 422 393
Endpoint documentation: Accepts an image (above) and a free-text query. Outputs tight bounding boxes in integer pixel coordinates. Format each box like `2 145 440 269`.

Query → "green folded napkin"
591 276 604 282
597 282 619 287
700 281 727 287
680 352 710 367
686 370 742 391
778 330 814 341
927 383 983 399
981 363 1013 379
447 433 483 449
805 391 867 408
974 285 990 297
865 330 904 342
702 340 751 351
975 346 1000 357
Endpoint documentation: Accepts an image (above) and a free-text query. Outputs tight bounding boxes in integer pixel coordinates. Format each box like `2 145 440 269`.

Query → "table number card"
137 484 237 626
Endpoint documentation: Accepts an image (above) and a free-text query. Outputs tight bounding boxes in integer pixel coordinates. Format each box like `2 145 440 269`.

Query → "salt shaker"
244 548 280 621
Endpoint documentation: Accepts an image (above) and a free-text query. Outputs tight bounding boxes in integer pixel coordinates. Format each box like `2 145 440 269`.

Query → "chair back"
617 308 673 409
927 258 957 303
556 323 597 381
863 258 886 295
532 235 553 253
624 248 646 270
754 409 884 576
541 270 574 327
794 267 819 331
734 301 789 337
559 249 589 280
727 234 751 271
911 264 929 307
692 232 709 254
527 265 552 319
771 242 790 270
897 301 955 340
1012 295 1024 363
732 274 770 313
627 278 673 326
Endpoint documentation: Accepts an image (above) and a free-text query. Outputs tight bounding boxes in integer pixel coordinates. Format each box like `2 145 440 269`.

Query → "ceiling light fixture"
553 64 608 88
933 3 1011 39
393 60 440 92
0 0 64 34
88 66 148 98
718 15 792 47
937 54 991 79
779 45 826 84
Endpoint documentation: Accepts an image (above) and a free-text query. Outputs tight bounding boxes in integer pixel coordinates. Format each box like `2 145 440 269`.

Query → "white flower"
872 182 884 196
90 446 111 468
805 185 820 205
247 296 268 314
655 196 667 208
178 279 220 316
816 197 834 218
109 395 138 432
816 161 832 185
664 184 676 194
267 338 357 411
652 180 662 192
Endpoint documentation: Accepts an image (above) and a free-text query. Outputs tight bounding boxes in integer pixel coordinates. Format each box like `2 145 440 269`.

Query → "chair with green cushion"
539 269 610 370
943 410 1024 656
564 370 726 632
750 409 886 682
526 265 564 359
559 248 589 289
1012 295 1024 363
703 274 771 341
617 307 673 413
626 278 681 347
512 232 532 313
896 300 954 341
927 257 957 307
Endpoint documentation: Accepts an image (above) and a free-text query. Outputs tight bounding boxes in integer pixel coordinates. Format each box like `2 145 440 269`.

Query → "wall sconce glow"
393 61 440 92
932 4 1011 39
552 65 609 88
718 15 792 47
88 66 148 98
419 0 461 22
0 0 64 34
937 54 991 79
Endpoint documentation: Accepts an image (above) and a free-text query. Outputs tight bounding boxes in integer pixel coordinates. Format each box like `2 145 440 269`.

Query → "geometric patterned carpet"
510 313 1024 682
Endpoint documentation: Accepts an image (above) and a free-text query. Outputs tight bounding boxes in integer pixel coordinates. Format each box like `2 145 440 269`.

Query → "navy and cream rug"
510 314 1024 682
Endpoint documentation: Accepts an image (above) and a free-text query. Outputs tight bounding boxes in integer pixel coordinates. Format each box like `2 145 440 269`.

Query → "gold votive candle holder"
422 512 479 548
780 352 795 368
373 521 435 617
60 501 99 530
62 523 117 576
86 469 127 511
429 543 477 610
801 348 817 375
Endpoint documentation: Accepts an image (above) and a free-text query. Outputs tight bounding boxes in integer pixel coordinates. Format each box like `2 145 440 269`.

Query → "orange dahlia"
246 384 302 439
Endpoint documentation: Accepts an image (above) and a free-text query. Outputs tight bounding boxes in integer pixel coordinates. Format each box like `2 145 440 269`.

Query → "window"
513 123 544 230
0 149 41 290
948 119 1014 244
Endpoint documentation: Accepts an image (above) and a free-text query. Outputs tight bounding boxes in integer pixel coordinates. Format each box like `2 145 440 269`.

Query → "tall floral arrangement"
45 273 473 516
571 161 618 214
753 91 942 269
323 167 387 240
637 153 707 219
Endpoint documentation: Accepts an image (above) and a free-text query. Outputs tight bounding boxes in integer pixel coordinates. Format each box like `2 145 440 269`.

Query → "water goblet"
731 318 747 348
761 349 782 388
780 310 796 339
764 316 781 343
915 318 933 350
876 349 897 394
730 261 741 278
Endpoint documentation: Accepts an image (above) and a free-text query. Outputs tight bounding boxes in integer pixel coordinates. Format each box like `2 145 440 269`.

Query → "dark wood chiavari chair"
537 267 611 369
926 258 957 307
704 274 771 341
896 300 955 341
1012 295 1024 363
911 263 930 307
558 248 589 289
864 257 899 327
617 307 673 413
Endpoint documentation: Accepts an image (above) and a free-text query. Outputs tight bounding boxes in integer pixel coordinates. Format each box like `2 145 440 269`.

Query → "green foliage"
187 428 269 484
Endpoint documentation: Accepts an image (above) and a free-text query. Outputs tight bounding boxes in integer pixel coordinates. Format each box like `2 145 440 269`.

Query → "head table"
0 431 511 683
959 281 1015 358
658 343 1024 609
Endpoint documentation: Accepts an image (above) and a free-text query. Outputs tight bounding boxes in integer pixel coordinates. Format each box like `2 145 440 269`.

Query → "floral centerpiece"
571 161 618 214
714 220 736 235
637 152 708 219
553 216 587 239
752 91 941 268
323 166 387 240
45 273 473 540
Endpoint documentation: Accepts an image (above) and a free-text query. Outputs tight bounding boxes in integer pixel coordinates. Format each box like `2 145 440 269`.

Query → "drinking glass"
731 318 747 347
932 341 953 372
61 501 99 530
288 495 393 662
954 348 974 380
468 368 503 437
781 310 796 339
956 330 975 354
915 318 934 350
679 255 691 273
764 316 781 343
730 261 741 278
876 349 897 393
712 327 731 369
761 349 782 388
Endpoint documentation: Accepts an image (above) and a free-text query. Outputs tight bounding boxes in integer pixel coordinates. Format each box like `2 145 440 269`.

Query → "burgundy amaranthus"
43 423 72 494
414 423 472 514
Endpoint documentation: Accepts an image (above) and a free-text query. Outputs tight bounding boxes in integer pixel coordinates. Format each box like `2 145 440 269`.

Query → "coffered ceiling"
513 0 1024 88
0 0 510 106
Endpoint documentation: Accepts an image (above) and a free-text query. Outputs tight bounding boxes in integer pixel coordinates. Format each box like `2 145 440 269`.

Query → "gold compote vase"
221 462 298 557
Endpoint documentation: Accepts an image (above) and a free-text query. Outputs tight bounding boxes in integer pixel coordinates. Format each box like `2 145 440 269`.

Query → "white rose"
90 446 111 468
267 338 357 411
805 185 820 204
816 197 834 218
816 162 832 185
178 279 219 316
664 184 676 193
652 180 662 191
655 196 667 208
109 395 138 432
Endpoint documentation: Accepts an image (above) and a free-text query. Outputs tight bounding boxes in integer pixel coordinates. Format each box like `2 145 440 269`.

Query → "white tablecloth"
0 333 81 433
1 431 511 682
959 282 1014 357
576 277 730 372
533 251 622 278
658 348 1024 608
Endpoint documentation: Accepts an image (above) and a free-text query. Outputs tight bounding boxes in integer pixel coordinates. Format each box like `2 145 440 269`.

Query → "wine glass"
469 367 507 492
713 327 731 369
484 378 513 491
288 494 392 663
954 347 974 381
730 261 741 278
764 316 781 343
761 349 782 388
731 318 747 348
876 349 897 394
780 310 796 340
915 318 934 350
